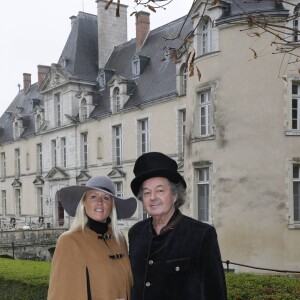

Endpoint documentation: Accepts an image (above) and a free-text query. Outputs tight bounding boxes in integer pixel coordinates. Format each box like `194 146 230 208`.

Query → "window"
1 190 6 216
196 17 218 56
15 188 21 217
61 58 69 68
14 122 19 140
0 152 6 179
112 125 122 166
292 83 300 130
197 167 210 222
180 64 187 95
35 114 42 131
164 47 175 61
293 6 300 42
37 187 43 216
55 93 61 126
114 181 124 198
15 148 20 178
197 89 212 137
132 60 140 77
81 133 88 169
202 19 211 54
36 144 43 174
98 72 106 90
61 138 67 168
51 140 57 167
293 164 300 223
80 99 88 122
178 109 186 159
113 88 121 114
26 153 30 170
97 137 103 159
138 118 149 156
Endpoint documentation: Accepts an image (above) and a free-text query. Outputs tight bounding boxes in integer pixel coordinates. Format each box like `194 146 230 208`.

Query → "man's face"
141 177 177 218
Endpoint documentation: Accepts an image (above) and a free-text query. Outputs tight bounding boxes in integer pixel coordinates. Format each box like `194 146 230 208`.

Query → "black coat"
128 212 227 300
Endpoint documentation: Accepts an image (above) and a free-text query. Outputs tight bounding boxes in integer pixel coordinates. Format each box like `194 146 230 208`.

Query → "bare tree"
105 0 300 77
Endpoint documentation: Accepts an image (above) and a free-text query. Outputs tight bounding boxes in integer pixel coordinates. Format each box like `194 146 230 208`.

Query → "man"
129 152 227 300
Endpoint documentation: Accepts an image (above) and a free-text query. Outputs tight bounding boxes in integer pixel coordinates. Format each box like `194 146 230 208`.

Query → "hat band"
92 185 114 195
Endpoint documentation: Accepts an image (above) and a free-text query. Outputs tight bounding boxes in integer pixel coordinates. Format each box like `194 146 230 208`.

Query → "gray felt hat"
56 176 137 219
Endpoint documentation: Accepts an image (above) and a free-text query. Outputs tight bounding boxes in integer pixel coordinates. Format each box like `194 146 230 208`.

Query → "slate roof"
0 12 98 144
217 0 289 25
0 2 290 143
91 15 192 118
58 12 98 81
0 82 42 143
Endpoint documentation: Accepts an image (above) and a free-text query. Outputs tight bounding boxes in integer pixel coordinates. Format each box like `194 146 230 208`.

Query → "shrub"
226 273 300 300
0 258 50 300
0 258 299 299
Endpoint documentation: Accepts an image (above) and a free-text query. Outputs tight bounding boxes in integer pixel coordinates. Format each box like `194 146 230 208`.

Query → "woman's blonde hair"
67 192 123 244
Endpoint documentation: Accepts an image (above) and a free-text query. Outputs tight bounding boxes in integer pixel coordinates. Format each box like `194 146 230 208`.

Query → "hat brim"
56 185 137 219
130 169 186 197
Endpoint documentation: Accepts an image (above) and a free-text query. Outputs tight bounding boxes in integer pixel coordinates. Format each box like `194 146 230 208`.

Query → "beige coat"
47 227 133 300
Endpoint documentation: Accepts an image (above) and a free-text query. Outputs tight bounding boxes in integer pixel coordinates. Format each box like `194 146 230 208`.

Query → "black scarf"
86 215 111 235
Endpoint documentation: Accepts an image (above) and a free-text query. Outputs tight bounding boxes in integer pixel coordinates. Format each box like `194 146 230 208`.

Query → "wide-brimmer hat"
131 152 186 197
56 176 137 219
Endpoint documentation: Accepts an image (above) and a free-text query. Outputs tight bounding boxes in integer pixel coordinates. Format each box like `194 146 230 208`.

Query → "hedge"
0 258 299 299
0 258 50 300
226 273 300 300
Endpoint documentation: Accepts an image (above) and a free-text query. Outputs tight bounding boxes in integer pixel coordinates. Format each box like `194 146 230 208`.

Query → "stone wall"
0 228 66 261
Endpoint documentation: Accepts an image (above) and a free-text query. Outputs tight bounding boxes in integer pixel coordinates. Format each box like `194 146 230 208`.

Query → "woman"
47 176 137 300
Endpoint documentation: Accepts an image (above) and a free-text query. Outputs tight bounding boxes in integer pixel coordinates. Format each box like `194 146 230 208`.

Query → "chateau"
0 0 299 272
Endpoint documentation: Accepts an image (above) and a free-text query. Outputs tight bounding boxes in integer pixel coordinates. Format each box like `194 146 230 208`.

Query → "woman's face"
83 189 113 222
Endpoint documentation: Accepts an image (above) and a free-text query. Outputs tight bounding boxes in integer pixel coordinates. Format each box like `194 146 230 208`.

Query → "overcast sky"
0 0 191 116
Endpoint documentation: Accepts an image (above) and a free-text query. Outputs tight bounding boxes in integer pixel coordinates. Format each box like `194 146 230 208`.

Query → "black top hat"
130 152 186 197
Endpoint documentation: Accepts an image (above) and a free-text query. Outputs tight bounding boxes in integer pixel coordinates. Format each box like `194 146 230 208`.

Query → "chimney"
96 0 128 68
37 65 50 87
23 73 31 92
136 11 150 49
70 15 77 29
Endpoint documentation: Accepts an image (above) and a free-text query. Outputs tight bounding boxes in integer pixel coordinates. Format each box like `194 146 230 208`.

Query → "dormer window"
164 47 176 61
76 94 95 122
132 60 140 77
80 98 88 122
196 16 218 56
30 98 41 112
108 75 135 112
113 88 121 114
59 57 69 68
180 64 188 95
98 72 106 90
202 19 212 54
97 69 115 91
293 6 300 42
14 122 20 140
62 58 69 68
33 105 44 132
13 116 25 140
35 114 42 131
131 54 149 78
